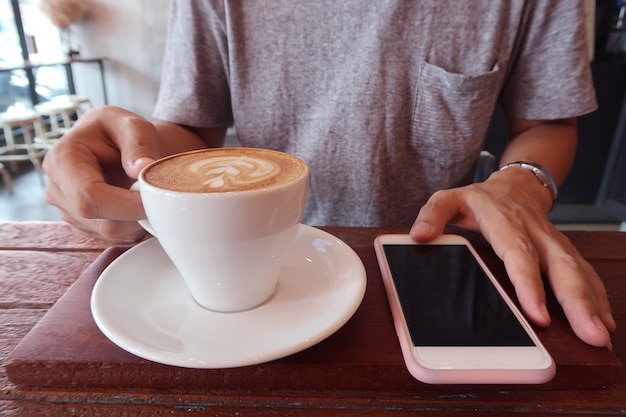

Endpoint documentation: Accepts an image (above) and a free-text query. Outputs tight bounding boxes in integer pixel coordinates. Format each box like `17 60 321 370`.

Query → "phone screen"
382 244 534 347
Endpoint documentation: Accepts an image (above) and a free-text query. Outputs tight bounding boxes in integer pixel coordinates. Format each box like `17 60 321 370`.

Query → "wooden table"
1 221 625 416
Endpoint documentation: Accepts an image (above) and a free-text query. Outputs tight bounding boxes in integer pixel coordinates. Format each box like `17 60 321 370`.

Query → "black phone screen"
383 244 534 347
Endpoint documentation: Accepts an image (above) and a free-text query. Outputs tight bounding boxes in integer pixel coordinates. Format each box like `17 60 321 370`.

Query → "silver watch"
500 161 558 204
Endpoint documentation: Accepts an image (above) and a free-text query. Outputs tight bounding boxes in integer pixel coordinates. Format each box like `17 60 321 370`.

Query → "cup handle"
130 181 155 235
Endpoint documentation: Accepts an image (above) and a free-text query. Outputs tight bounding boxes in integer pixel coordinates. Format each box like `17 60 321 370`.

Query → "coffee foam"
144 148 305 193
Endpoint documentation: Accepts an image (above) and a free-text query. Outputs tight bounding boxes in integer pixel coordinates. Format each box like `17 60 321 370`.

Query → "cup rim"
139 147 309 195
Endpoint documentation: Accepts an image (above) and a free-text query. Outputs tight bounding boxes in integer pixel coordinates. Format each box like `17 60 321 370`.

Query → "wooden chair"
0 162 13 194
0 111 49 185
59 94 93 117
35 100 81 143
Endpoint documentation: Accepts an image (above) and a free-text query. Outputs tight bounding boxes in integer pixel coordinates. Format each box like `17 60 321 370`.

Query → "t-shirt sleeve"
499 0 597 120
152 0 234 128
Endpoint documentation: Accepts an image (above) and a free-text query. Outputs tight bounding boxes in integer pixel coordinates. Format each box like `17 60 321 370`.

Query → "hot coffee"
143 148 306 193
137 147 309 312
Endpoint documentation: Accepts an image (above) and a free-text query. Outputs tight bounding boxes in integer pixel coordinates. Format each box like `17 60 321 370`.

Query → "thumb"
127 156 157 179
410 189 461 242
98 107 161 179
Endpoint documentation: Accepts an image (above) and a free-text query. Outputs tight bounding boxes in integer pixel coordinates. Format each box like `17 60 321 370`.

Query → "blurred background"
0 0 624 230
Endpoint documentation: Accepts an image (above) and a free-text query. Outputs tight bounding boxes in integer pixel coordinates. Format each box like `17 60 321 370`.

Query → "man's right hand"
43 106 161 243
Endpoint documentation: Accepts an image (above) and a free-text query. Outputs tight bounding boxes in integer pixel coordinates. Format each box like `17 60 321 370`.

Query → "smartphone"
374 234 555 384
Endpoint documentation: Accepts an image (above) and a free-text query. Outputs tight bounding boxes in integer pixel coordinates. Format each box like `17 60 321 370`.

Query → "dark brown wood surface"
1 222 625 416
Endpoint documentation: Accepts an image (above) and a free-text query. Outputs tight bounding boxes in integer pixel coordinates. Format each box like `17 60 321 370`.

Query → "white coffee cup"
136 148 309 312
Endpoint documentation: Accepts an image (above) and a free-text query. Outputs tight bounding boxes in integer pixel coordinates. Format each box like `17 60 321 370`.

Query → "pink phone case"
374 234 556 384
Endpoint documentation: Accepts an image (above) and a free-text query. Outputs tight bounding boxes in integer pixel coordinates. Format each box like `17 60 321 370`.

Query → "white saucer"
91 225 366 368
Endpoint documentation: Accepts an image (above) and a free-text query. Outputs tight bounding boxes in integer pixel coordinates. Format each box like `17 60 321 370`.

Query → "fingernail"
592 315 609 331
603 312 617 330
129 181 140 193
591 316 613 349
592 315 613 344
411 221 435 236
132 157 155 167
539 303 551 323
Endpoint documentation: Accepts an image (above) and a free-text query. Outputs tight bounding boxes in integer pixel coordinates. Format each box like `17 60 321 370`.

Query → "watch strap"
499 161 558 206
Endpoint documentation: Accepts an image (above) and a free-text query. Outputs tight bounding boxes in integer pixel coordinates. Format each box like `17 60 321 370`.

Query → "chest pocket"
411 61 503 185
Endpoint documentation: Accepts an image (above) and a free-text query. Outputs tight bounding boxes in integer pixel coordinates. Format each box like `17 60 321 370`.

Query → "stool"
35 100 81 141
0 162 14 194
55 94 93 117
0 111 49 185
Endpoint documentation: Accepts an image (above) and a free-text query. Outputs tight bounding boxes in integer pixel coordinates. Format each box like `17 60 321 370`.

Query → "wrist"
499 161 558 210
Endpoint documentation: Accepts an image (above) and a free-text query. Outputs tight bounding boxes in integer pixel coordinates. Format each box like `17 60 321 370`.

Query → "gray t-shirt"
154 0 597 227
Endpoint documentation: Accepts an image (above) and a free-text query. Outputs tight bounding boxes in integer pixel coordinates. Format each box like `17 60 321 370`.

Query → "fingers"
95 107 160 177
484 217 551 328
46 173 145 243
58 207 148 244
533 232 616 346
61 106 160 179
42 106 160 243
409 180 615 347
412 187 551 326
410 190 460 241
45 158 148 243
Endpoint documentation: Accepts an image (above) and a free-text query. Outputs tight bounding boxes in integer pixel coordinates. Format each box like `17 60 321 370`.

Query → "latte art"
189 155 280 189
143 148 306 193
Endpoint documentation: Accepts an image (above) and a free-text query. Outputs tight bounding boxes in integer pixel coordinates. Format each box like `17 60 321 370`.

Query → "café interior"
1 0 626 415
1 0 625 229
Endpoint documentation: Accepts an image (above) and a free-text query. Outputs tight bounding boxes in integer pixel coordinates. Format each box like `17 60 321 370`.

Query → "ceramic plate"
91 225 366 368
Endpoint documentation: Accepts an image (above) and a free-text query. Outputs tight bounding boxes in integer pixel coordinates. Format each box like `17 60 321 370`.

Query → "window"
0 0 68 113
